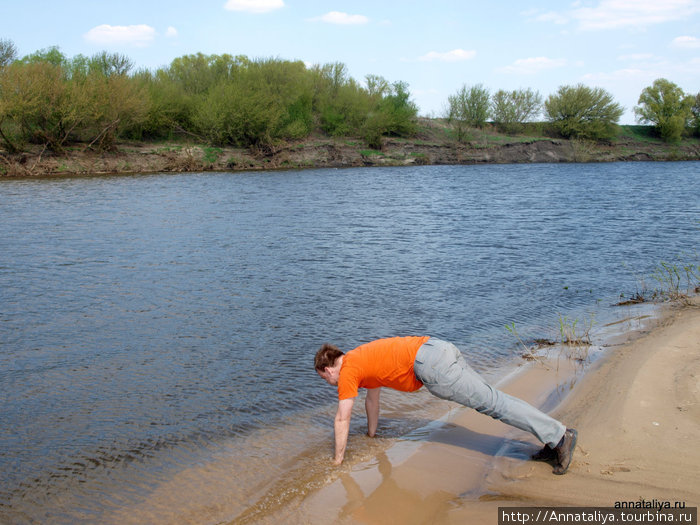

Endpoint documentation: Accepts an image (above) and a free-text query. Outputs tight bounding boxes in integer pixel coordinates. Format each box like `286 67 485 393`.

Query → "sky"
1 0 699 124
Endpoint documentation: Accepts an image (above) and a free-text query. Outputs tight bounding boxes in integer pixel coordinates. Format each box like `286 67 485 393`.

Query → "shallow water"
1 162 698 523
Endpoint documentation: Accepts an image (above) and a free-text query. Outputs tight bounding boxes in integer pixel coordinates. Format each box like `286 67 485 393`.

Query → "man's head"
314 343 344 386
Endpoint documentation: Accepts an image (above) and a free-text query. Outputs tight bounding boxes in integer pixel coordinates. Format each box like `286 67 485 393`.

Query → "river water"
1 162 698 523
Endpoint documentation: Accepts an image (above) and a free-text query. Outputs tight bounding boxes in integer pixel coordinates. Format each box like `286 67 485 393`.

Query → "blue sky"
2 0 699 123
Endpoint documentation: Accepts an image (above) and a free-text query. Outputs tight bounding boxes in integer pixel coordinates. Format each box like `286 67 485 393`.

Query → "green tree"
363 80 418 148
634 78 693 143
79 70 150 150
311 62 369 136
128 68 192 140
21 46 68 67
492 88 542 134
447 84 490 141
544 84 623 140
167 53 220 95
376 81 418 136
365 74 390 98
691 93 700 137
0 61 75 152
1 44 420 152
0 38 17 67
87 51 134 77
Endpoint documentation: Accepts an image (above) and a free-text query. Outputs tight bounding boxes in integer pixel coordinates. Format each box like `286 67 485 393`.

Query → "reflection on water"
1 162 698 523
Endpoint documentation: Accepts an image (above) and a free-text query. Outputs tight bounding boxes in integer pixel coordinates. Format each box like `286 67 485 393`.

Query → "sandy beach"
280 301 700 524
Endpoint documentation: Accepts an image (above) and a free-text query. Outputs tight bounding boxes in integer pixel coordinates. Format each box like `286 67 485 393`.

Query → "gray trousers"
413 338 566 447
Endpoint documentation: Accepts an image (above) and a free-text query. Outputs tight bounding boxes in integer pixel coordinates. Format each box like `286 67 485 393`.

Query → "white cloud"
310 11 369 25
224 0 284 14
534 11 569 24
497 57 567 74
529 0 700 31
84 24 156 47
671 35 700 48
417 49 476 62
572 0 700 31
165 26 178 38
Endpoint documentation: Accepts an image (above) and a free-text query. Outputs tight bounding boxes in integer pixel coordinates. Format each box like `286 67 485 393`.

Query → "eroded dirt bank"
3 123 700 177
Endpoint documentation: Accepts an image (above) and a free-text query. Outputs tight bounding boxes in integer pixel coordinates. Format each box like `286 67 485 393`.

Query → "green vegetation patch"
360 149 385 157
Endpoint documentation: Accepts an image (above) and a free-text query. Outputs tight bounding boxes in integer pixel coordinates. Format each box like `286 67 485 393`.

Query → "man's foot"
531 444 556 461
552 428 577 475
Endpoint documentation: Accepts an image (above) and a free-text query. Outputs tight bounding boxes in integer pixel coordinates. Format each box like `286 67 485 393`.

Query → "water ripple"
1 162 699 521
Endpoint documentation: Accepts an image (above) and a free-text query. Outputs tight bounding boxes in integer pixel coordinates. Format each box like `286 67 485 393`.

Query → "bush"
78 71 150 150
545 84 623 140
0 44 420 153
634 78 694 143
692 93 700 137
126 69 193 140
0 61 74 152
492 88 542 134
194 79 284 147
375 81 418 136
447 84 490 141
313 64 369 136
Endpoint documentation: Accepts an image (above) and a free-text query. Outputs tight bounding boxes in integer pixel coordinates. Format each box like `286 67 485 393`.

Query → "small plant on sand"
506 322 534 358
617 262 652 305
650 259 700 302
620 253 700 305
558 314 594 346
505 322 550 368
557 314 594 363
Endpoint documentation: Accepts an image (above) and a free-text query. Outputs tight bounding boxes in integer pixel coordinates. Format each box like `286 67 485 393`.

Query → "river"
1 162 698 523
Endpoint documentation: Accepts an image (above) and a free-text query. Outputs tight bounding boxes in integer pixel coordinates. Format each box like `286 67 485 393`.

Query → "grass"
650 258 700 303
359 149 384 157
505 322 556 370
558 314 594 347
506 312 595 368
619 254 700 305
617 125 660 143
203 146 223 164
153 145 184 154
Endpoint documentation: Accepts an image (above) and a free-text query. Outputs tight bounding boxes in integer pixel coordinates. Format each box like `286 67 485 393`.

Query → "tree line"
447 81 700 143
0 39 418 153
1 38 699 156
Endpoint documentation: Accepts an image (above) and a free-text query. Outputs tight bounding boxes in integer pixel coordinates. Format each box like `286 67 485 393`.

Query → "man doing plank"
314 336 577 474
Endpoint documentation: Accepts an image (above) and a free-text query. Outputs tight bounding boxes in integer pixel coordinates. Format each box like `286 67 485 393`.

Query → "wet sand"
283 301 700 524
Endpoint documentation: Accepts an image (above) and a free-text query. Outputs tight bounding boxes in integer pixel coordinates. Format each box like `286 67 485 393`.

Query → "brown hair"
314 343 344 371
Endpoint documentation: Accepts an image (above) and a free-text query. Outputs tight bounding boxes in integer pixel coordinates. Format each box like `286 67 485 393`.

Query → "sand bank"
284 302 700 524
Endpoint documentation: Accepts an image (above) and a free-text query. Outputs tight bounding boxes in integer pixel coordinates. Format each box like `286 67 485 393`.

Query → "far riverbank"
2 121 699 177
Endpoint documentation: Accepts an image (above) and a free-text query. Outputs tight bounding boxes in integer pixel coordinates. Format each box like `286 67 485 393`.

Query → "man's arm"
365 387 380 437
333 398 355 465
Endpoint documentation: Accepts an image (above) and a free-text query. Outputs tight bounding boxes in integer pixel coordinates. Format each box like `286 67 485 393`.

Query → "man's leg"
414 338 566 448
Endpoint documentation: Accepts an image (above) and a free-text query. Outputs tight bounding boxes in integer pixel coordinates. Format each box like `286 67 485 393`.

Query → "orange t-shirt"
337 336 429 400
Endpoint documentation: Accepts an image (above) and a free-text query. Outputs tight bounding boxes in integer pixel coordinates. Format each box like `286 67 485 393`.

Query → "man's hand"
333 398 354 465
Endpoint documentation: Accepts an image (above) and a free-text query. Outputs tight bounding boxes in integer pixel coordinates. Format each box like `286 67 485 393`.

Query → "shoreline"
2 121 700 178
265 300 700 524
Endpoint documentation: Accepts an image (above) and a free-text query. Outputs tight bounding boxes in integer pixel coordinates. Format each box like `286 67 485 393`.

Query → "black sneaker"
553 428 577 475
